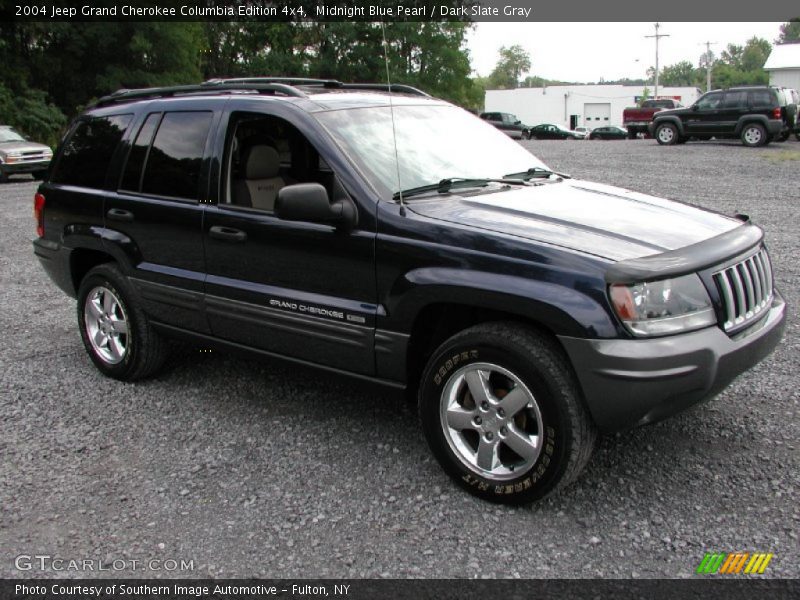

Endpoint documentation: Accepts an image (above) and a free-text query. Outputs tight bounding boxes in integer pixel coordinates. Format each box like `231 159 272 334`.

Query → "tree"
488 45 531 89
659 61 699 86
776 18 800 44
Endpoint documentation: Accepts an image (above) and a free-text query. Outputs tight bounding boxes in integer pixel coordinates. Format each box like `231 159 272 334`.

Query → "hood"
0 141 50 154
653 107 690 118
407 179 742 262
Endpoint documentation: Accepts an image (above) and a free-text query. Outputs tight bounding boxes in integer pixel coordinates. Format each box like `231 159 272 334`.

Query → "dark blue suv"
33 78 785 503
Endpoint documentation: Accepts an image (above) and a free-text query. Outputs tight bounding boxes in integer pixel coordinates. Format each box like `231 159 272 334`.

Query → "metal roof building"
764 44 800 90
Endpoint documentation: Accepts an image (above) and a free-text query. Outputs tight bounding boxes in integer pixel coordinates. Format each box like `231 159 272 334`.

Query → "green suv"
649 86 797 147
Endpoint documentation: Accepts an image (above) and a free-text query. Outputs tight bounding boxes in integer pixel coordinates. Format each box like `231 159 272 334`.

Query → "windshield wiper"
503 167 570 181
393 177 526 201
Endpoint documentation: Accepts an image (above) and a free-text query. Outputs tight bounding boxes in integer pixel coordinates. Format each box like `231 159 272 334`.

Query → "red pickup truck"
622 98 683 138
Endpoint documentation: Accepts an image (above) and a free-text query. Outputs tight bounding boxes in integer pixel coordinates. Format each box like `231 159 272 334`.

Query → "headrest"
245 145 280 180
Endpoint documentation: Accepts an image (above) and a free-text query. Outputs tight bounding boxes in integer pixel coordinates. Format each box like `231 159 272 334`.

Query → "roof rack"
92 82 307 108
204 77 431 97
92 77 431 108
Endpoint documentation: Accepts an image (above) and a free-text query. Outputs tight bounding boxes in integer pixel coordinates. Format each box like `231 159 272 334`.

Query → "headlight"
609 274 716 337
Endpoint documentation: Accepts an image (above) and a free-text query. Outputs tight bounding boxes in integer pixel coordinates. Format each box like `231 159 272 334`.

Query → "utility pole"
645 23 670 98
700 41 717 92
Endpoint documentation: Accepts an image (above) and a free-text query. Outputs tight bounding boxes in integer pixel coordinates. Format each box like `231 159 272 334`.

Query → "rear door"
104 100 219 332
717 91 748 135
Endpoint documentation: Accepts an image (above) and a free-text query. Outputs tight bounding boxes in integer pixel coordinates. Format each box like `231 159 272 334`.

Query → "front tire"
418 322 596 504
655 123 678 145
741 123 767 147
77 264 167 381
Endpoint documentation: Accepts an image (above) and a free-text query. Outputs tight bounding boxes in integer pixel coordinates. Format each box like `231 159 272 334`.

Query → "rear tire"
32 170 47 180
77 264 167 381
418 322 596 504
655 123 678 145
741 123 767 147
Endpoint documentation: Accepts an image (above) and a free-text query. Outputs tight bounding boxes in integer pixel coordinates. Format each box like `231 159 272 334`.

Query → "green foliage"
0 83 66 147
656 36 772 92
638 88 651 106
487 45 531 89
659 61 698 86
0 21 480 142
776 19 800 44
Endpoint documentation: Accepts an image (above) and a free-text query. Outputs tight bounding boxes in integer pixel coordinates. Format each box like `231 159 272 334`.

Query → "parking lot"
1 139 798 578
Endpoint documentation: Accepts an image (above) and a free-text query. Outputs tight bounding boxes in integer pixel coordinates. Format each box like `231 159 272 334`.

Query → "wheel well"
70 248 114 294
406 303 554 392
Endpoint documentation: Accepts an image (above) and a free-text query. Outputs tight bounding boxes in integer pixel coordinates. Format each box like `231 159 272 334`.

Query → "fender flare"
386 267 619 340
652 116 685 136
735 115 769 137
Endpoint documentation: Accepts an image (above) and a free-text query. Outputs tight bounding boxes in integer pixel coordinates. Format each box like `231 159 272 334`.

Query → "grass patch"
764 150 800 162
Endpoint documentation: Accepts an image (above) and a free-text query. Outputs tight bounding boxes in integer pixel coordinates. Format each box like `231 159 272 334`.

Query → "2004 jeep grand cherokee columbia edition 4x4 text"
33 78 786 504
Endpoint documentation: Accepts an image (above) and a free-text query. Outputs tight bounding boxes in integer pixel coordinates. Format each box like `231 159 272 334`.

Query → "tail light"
34 192 45 237
772 107 782 119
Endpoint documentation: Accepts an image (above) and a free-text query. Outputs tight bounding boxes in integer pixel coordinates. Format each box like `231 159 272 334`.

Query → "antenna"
645 23 670 98
699 41 717 92
380 22 406 214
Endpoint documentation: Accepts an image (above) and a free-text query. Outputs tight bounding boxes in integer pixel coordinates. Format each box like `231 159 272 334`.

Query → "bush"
0 83 67 147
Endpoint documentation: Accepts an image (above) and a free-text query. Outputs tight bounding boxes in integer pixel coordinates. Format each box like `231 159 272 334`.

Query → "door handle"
209 226 247 243
107 208 134 222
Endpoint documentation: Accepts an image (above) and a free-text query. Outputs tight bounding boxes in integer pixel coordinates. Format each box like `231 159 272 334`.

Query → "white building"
764 44 800 91
485 85 702 130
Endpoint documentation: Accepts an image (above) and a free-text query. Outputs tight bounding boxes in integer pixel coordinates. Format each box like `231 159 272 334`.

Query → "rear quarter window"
749 90 776 107
51 114 132 188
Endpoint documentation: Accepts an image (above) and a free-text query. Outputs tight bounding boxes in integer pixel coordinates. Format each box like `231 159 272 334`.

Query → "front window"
316 105 547 199
0 128 26 143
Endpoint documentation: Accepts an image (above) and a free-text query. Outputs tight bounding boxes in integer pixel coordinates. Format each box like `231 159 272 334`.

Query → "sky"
466 22 785 83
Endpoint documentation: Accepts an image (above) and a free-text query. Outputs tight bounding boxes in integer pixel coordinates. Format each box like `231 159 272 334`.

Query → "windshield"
316 105 548 199
0 128 26 143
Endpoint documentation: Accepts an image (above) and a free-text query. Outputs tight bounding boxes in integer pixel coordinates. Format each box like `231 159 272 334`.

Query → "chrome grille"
713 248 773 332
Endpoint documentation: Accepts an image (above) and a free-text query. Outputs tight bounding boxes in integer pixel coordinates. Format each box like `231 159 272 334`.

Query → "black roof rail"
91 77 432 109
203 77 431 97
203 77 338 87
92 82 307 108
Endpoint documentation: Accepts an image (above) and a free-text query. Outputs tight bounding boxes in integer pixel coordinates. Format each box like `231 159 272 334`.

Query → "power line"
645 23 670 98
699 41 718 93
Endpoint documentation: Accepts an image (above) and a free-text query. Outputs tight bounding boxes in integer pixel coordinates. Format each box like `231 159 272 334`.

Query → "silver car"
0 126 53 182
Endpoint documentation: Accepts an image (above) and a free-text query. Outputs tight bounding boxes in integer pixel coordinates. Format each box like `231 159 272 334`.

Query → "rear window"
120 112 161 192
51 114 132 188
139 111 213 200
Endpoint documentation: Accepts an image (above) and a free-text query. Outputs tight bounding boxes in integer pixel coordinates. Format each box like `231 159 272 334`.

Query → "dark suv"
34 78 785 504
649 86 796 147
479 111 527 139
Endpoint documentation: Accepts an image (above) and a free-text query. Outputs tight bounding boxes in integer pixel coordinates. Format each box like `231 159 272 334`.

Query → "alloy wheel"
84 286 129 364
440 362 543 481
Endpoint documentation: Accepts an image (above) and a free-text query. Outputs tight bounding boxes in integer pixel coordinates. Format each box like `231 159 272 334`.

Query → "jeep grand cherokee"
33 78 785 504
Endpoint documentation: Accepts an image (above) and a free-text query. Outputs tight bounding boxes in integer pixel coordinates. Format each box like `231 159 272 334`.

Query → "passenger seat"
233 145 285 211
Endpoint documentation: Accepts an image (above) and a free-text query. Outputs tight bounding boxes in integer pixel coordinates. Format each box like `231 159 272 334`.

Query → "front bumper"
1 159 50 174
558 292 786 433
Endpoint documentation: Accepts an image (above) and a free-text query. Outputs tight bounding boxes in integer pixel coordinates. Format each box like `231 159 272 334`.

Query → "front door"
685 91 723 136
202 105 378 375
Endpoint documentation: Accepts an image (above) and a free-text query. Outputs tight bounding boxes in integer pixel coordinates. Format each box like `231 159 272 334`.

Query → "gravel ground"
1 139 798 579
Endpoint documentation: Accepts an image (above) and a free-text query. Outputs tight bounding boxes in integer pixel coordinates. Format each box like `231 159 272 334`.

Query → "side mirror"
274 183 357 230
515 120 522 124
